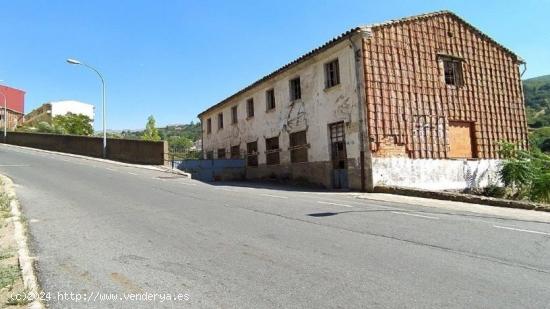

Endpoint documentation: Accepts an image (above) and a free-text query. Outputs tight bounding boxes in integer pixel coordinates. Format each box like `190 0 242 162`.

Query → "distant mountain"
523 74 550 128
120 122 202 141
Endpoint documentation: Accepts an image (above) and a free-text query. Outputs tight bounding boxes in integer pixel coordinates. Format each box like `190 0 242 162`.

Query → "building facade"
25 100 95 126
198 11 528 191
0 85 25 130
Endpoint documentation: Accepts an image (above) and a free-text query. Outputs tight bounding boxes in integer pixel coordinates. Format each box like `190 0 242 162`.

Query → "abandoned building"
198 11 528 191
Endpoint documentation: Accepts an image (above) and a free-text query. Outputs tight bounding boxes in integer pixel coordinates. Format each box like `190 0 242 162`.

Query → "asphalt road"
1 144 549 308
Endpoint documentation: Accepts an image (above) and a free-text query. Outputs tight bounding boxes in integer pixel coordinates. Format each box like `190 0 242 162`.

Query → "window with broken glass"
289 130 308 163
247 141 258 167
265 136 280 165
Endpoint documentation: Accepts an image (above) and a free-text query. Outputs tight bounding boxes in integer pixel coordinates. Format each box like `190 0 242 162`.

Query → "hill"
523 74 550 152
524 74 550 128
120 122 202 142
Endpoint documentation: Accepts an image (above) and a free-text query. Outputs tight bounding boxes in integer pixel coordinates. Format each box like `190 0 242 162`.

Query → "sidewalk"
346 192 550 223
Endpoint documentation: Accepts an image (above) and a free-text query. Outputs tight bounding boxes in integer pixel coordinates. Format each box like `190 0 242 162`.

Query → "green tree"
142 115 161 141
52 113 93 136
168 135 192 149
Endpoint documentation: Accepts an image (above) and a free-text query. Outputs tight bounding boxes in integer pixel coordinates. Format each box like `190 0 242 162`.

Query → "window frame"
289 130 308 163
217 112 224 130
206 118 212 134
217 148 226 159
230 145 241 159
206 150 214 160
442 57 464 87
324 58 340 89
231 105 238 124
246 141 258 167
246 98 255 118
266 88 276 111
265 136 280 165
289 77 301 101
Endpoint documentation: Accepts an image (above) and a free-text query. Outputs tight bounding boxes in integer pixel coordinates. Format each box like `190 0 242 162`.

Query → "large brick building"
198 11 528 191
0 85 25 131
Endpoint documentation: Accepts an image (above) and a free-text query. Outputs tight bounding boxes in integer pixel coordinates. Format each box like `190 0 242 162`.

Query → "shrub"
498 141 550 203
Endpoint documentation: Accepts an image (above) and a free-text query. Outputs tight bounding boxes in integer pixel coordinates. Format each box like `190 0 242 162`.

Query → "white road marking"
0 164 29 167
391 211 440 220
317 201 353 208
105 167 116 171
260 194 288 199
127 172 138 175
493 225 550 236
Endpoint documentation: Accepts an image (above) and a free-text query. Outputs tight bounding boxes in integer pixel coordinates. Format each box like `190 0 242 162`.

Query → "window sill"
266 108 276 113
324 83 341 92
444 83 464 89
289 99 303 106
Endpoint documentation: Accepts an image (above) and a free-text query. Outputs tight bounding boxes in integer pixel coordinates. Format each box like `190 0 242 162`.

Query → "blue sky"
1 0 549 130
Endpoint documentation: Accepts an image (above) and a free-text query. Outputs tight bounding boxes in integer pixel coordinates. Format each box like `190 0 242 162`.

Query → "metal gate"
329 122 348 189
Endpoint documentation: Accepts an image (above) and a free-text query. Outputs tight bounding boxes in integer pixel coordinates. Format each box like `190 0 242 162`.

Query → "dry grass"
0 181 29 307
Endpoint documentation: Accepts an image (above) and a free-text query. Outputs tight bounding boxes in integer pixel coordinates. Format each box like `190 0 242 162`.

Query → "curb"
0 175 44 309
0 143 191 178
373 186 550 212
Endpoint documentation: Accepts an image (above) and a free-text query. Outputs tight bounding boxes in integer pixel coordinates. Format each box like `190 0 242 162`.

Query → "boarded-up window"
289 77 301 101
247 98 254 118
206 151 213 160
231 106 238 124
448 121 475 158
247 141 258 167
266 89 275 111
206 118 212 134
289 130 308 163
265 136 280 165
217 148 226 159
230 145 240 159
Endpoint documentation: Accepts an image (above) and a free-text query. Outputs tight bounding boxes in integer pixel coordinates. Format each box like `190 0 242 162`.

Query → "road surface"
1 144 549 308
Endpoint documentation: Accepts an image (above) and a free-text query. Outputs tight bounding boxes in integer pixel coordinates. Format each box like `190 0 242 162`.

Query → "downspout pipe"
349 32 372 192
200 119 204 159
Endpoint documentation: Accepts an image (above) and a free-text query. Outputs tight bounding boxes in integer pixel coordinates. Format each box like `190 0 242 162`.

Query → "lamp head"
66 58 81 65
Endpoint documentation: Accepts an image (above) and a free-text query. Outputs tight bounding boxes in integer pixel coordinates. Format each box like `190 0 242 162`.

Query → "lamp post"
0 92 6 142
66 58 107 158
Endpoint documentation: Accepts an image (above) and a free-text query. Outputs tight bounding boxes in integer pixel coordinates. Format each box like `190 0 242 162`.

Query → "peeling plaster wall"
201 38 365 188
372 157 502 190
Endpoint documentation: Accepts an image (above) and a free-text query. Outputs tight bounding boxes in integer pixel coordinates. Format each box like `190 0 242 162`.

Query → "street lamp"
66 58 107 158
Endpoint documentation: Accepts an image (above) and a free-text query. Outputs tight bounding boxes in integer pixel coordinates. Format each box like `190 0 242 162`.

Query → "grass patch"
0 193 10 210
0 265 20 289
5 289 31 306
0 249 13 261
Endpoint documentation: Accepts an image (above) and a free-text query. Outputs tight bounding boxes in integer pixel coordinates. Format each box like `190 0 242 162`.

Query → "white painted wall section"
372 157 502 190
50 100 95 121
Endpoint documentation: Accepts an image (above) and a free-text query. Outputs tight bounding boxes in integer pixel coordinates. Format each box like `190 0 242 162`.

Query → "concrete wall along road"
3 132 167 165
